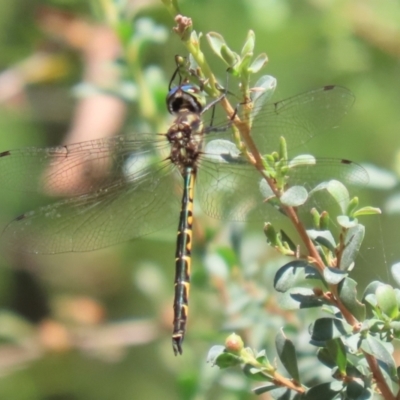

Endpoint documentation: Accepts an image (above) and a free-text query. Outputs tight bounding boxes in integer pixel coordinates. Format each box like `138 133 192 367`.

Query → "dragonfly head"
166 84 206 115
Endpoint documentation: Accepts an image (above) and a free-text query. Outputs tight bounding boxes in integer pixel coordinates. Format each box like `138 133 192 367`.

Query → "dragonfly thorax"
167 111 204 173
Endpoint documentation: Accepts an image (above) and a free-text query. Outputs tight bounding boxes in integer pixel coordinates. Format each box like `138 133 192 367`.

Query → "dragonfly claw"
172 335 184 356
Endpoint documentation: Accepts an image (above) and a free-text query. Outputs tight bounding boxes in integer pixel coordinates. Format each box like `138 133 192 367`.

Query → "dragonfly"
0 74 368 355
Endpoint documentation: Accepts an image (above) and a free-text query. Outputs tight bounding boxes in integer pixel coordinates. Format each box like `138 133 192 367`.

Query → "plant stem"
364 351 395 400
167 9 389 397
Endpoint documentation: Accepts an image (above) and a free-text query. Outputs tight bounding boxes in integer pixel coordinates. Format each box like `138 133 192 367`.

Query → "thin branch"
364 351 396 400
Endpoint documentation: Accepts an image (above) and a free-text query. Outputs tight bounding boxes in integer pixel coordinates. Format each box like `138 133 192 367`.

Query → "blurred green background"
0 0 399 399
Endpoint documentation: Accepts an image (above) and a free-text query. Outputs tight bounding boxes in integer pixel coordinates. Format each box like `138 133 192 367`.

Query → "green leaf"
310 209 321 229
279 288 325 310
366 318 385 332
338 277 366 321
317 348 336 368
309 180 349 214
255 349 272 367
314 235 337 252
236 52 252 76
345 364 364 379
241 30 255 57
345 381 368 399
353 206 382 217
207 345 225 365
259 178 276 199
248 53 268 73
342 332 362 353
336 215 359 229
307 229 336 251
376 284 399 319
280 229 297 252
206 32 227 58
208 344 254 370
289 154 316 167
250 75 277 113
207 345 226 365
323 267 348 285
326 338 347 374
361 335 397 378
304 381 343 400
264 222 279 246
220 44 240 67
280 186 308 207
340 224 365 271
213 351 242 369
189 29 200 48
320 211 330 230
346 196 359 216
204 139 241 163
242 365 268 382
275 329 300 382
326 180 350 214
274 260 323 292
279 136 288 161
363 281 385 301
310 318 353 342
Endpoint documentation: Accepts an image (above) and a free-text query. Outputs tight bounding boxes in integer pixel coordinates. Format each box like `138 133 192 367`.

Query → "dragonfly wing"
198 154 368 223
284 158 368 190
2 160 180 254
208 86 355 153
249 86 355 152
0 134 168 196
282 157 368 217
0 133 179 253
197 155 263 221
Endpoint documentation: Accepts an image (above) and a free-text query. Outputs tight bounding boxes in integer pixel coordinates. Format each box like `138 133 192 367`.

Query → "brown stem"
364 351 396 400
335 228 348 269
218 97 325 268
171 14 389 397
271 370 304 393
218 96 360 328
323 290 358 326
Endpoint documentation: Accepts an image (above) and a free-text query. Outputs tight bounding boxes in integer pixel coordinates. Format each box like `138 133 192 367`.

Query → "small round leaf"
280 185 308 207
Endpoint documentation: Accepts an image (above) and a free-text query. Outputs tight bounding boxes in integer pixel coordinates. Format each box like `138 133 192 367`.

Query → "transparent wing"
198 146 368 222
0 134 169 196
197 159 261 221
0 135 180 254
2 162 179 254
208 86 355 152
0 85 358 253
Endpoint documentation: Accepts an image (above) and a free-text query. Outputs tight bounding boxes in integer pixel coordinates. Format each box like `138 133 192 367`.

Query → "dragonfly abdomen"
172 167 196 355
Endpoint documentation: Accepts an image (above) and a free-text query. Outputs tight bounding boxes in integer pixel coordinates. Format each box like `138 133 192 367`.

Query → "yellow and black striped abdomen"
172 167 196 355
